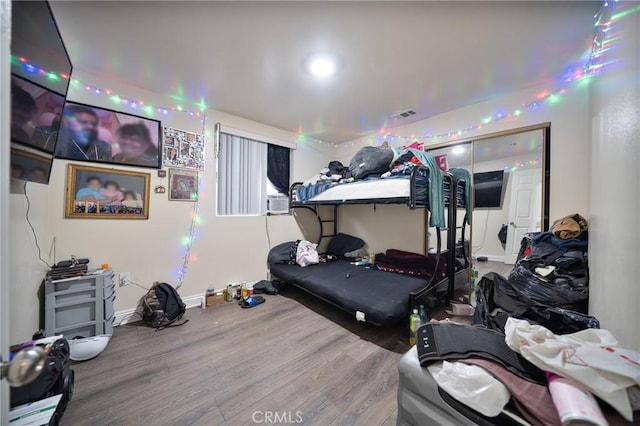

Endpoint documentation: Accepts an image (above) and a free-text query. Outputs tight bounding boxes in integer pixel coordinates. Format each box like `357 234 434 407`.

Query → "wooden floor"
61 286 412 426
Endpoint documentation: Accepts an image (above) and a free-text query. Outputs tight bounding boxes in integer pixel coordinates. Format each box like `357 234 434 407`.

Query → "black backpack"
142 282 188 329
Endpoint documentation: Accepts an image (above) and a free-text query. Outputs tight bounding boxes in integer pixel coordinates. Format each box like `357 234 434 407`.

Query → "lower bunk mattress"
269 258 432 326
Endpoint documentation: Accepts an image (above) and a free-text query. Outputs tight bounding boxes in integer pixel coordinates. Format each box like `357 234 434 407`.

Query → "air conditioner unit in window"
267 195 289 215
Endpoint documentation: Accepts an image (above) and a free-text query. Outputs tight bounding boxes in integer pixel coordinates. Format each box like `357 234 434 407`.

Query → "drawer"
103 279 115 297
104 293 116 320
51 302 97 329
104 315 115 335
50 289 97 307
47 276 97 293
59 323 100 339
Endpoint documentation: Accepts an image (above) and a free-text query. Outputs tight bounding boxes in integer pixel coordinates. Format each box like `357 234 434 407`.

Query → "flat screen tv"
474 170 505 208
54 100 162 169
11 0 72 185
11 74 66 154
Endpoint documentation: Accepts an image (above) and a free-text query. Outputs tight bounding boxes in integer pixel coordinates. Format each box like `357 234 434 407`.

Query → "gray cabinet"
44 269 115 338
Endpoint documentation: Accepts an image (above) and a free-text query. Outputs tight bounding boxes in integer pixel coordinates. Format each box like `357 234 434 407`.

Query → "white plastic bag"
505 317 640 421
296 240 319 267
428 361 511 417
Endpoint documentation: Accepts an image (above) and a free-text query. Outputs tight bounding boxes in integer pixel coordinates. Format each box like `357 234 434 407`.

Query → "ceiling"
49 1 597 143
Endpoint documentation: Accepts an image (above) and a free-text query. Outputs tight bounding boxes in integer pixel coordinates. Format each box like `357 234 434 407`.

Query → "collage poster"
162 126 205 170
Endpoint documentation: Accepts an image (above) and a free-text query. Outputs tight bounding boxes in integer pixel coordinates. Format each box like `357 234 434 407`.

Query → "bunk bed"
268 163 471 326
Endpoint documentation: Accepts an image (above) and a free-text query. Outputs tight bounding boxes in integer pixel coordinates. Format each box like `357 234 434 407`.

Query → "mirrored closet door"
425 125 550 274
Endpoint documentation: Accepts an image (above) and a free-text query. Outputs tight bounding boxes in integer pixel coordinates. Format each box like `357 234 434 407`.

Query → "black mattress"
269 255 432 326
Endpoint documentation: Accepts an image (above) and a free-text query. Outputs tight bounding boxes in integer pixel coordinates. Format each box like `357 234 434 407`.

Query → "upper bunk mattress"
269 259 430 326
303 178 412 202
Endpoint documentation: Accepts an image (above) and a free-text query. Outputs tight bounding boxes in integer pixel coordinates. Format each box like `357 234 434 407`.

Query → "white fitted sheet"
308 178 411 202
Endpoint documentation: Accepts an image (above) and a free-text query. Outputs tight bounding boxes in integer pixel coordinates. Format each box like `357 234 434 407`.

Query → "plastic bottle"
470 266 478 290
409 309 421 346
225 284 233 302
241 282 248 299
546 372 607 426
418 305 427 325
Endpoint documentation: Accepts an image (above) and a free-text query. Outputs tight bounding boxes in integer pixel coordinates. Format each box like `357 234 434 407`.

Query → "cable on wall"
23 182 52 268
175 112 207 290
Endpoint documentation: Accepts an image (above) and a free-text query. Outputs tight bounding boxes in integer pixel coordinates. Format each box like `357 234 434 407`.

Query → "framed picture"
55 100 162 168
65 163 150 219
168 168 198 201
163 126 205 170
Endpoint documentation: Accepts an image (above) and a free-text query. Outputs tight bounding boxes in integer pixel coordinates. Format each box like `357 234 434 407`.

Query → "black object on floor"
10 337 75 424
476 256 489 262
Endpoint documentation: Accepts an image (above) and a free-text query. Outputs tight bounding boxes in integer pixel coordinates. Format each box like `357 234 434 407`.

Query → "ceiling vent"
391 109 416 120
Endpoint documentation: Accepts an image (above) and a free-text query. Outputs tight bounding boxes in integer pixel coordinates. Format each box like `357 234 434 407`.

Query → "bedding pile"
297 145 449 227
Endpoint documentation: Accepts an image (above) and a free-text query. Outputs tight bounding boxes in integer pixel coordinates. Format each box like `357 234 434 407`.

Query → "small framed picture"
157 169 167 178
65 163 150 219
169 168 198 201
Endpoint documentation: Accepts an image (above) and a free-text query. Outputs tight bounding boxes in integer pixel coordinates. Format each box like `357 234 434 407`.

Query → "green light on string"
47 72 58 80
457 130 462 135
111 95 121 103
482 116 492 124
177 106 183 112
612 4 640 21
144 105 153 115
513 109 522 116
194 216 202 224
182 236 192 246
10 56 18 65
547 94 559 104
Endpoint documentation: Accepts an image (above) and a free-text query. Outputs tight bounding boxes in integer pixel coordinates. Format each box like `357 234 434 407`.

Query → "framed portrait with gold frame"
65 163 150 219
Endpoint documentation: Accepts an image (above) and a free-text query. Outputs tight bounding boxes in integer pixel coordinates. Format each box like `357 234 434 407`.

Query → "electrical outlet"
119 272 131 287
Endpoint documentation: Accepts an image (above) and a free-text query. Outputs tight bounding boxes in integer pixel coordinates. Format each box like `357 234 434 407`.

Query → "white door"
504 169 542 264
1 0 12 421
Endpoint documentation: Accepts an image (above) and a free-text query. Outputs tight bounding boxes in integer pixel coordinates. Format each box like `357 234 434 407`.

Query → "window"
216 132 290 216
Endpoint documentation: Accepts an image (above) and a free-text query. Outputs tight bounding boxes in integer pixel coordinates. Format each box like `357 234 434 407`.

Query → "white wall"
8 69 334 343
337 82 590 255
588 6 639 350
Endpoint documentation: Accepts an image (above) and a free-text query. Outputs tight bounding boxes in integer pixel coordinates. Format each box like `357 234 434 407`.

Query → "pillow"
348 146 394 179
326 233 365 257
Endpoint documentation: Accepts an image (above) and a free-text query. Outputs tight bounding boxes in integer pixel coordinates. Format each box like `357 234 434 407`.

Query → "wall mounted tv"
473 170 505 208
10 0 72 185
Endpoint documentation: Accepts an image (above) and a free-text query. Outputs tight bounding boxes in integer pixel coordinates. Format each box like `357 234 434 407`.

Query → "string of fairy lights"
337 0 621 149
10 0 621 288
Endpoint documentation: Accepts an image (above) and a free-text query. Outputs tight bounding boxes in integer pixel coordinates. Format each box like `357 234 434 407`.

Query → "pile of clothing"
375 249 449 280
417 318 640 424
474 214 597 335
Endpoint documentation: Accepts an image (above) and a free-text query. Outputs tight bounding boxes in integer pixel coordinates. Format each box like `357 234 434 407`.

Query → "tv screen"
55 101 162 169
10 148 54 185
474 170 505 208
11 74 66 154
11 0 72 185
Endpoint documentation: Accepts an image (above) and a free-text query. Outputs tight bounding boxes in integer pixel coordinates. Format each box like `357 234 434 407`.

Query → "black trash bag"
507 265 589 313
473 272 599 335
498 224 508 245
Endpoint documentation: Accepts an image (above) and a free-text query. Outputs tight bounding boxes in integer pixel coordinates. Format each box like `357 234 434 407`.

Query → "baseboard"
114 293 205 327
474 254 506 263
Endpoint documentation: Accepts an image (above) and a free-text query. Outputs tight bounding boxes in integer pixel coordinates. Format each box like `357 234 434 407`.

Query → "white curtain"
217 132 267 216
